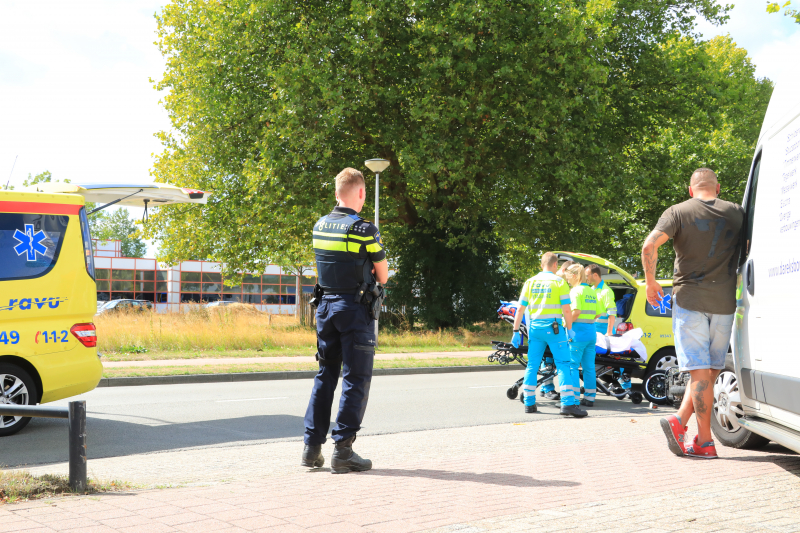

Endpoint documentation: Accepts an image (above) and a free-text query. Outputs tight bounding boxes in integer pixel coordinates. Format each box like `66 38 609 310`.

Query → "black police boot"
560 405 589 418
525 404 537 414
331 436 372 474
301 444 324 468
580 398 594 407
543 391 561 401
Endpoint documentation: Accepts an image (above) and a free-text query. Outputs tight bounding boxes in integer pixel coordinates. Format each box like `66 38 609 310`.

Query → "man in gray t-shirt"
641 168 744 460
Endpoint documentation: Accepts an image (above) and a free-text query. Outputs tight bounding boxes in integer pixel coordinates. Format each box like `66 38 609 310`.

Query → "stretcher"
492 300 647 404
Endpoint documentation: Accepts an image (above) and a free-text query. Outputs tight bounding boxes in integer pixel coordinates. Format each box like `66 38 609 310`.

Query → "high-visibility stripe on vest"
519 272 571 325
570 283 598 324
594 280 617 323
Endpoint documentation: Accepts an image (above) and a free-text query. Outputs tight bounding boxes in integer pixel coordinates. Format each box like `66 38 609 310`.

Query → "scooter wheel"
507 387 518 400
630 392 644 404
519 392 525 403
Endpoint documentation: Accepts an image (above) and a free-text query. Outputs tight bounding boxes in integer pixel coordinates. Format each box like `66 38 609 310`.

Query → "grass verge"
0 471 134 504
96 306 510 359
101 345 493 362
102 356 498 378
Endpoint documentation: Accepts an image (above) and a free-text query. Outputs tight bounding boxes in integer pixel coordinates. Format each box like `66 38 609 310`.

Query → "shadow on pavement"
1 414 305 468
719 443 800 477
366 468 581 488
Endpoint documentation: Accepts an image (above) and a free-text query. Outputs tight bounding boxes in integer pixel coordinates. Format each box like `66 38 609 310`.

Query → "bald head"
689 168 720 199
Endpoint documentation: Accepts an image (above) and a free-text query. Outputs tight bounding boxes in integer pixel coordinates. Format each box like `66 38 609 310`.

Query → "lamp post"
364 158 390 342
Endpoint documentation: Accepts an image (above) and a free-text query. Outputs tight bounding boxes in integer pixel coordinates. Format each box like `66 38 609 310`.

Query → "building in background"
93 240 314 314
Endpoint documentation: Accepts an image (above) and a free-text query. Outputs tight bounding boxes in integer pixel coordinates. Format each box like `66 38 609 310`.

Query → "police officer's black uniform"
302 206 386 473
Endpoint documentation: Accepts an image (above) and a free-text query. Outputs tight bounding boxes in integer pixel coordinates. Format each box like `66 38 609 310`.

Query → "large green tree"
92 209 148 258
149 0 761 327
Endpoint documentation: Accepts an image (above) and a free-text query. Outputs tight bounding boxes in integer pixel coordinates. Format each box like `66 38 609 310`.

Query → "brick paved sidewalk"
3 416 799 532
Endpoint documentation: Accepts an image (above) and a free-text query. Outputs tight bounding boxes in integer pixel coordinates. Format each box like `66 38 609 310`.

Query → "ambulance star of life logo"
13 224 48 261
651 293 672 315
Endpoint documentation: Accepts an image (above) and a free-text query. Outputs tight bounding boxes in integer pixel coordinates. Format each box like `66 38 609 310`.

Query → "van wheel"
711 361 769 449
0 364 38 437
647 348 678 375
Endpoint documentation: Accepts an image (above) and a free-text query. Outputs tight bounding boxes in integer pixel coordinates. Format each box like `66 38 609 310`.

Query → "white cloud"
695 2 800 85
0 0 169 191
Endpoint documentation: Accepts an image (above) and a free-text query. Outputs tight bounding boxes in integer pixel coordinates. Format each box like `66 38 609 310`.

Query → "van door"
736 152 763 412
741 110 800 431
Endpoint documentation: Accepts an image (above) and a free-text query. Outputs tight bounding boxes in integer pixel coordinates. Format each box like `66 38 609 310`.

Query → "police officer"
511 252 587 417
302 168 389 474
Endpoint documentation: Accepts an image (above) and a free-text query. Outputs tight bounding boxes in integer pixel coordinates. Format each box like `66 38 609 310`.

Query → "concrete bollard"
68 401 87 492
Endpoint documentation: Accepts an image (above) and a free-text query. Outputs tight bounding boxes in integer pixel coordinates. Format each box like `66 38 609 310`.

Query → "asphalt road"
0 370 660 468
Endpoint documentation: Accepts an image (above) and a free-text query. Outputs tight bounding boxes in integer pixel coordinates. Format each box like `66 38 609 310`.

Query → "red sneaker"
660 415 688 457
686 435 718 459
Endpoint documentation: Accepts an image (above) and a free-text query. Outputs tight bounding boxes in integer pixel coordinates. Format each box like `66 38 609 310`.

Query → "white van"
711 75 800 453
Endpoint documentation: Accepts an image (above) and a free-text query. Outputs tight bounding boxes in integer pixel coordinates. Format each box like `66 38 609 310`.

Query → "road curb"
97 364 521 388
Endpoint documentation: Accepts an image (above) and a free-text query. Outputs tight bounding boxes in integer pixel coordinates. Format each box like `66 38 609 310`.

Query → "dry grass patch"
0 470 133 503
96 306 509 358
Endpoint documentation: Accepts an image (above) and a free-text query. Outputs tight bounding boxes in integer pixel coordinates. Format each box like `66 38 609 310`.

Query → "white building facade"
93 240 314 314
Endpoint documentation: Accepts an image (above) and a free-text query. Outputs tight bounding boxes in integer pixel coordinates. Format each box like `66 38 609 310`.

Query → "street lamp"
364 158 390 342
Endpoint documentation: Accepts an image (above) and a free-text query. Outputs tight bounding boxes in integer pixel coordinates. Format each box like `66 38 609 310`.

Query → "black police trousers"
303 295 376 445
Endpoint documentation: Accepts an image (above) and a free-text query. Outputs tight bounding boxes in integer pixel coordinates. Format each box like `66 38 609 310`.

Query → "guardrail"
0 401 87 491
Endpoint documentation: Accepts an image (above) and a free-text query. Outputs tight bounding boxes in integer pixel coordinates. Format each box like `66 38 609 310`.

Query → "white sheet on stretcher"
595 328 648 362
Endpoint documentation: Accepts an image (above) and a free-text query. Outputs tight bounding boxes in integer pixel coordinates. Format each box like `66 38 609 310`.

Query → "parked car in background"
96 299 154 315
203 301 238 309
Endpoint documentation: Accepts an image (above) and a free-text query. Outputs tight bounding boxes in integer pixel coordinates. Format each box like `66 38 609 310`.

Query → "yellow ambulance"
0 183 208 436
555 252 677 376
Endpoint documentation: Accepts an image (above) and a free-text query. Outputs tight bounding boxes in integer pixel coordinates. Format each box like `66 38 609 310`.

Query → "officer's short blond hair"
541 252 558 270
335 168 366 196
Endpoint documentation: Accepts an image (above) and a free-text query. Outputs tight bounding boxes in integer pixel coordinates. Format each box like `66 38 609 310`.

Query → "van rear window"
0 213 68 281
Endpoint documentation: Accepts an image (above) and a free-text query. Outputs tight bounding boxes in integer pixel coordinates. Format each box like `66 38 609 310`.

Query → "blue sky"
0 1 798 256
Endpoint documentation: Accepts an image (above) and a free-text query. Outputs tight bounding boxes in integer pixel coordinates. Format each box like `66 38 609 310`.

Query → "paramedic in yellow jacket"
511 253 588 418
564 264 599 406
586 263 633 393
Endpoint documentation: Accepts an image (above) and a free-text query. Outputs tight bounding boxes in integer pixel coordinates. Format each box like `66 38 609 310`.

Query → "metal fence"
0 401 88 491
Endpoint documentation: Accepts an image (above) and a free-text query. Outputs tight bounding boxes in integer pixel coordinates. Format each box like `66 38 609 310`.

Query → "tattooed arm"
641 229 670 306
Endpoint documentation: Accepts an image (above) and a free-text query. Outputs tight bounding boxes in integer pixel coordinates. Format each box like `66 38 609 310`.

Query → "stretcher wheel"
630 392 644 404
507 387 518 400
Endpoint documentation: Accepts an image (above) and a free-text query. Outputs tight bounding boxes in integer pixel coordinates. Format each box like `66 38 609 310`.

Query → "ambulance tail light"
71 323 97 347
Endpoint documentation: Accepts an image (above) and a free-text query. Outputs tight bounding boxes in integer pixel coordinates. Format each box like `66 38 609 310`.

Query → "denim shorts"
673 301 734 371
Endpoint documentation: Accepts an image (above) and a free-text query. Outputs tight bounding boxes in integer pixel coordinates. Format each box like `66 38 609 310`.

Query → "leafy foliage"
149 0 766 326
23 170 69 187
767 1 800 23
92 208 148 258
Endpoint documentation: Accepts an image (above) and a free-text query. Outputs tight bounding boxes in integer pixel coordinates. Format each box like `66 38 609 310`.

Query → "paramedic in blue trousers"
302 168 389 474
586 264 631 393
511 252 588 417
537 260 576 401
563 264 599 406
